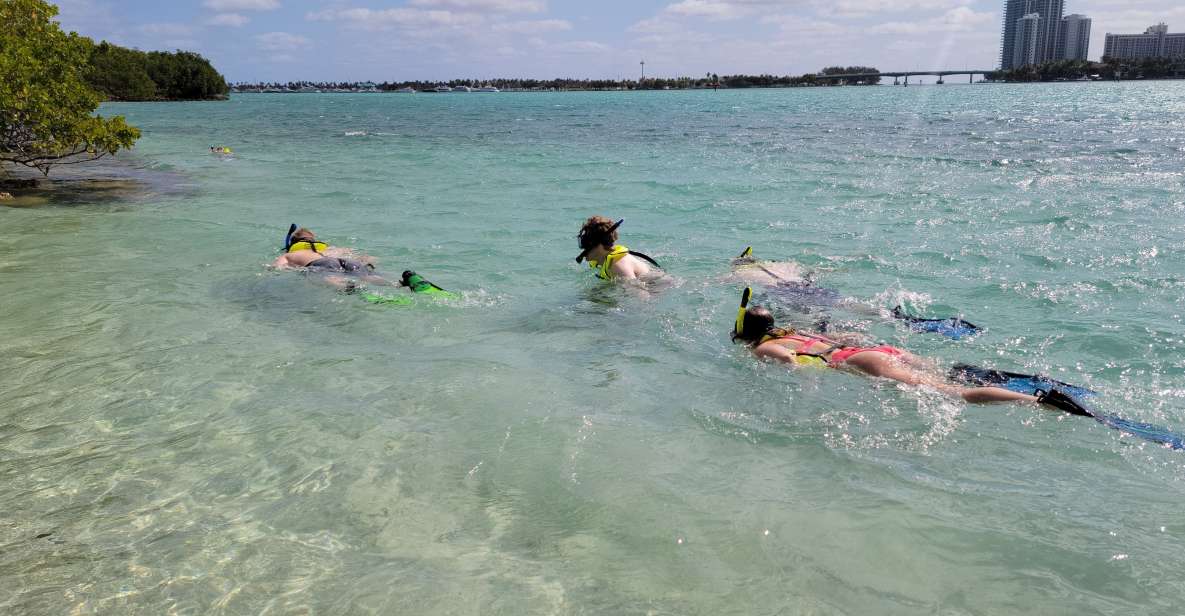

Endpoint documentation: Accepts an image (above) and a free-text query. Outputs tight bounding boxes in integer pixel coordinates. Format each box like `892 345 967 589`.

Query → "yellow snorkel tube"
734 287 752 337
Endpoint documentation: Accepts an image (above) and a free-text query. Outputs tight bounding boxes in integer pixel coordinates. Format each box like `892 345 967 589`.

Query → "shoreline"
226 77 1185 95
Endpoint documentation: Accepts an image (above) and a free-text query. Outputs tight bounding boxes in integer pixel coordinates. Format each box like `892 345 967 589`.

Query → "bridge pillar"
970 73 974 84
904 75 908 87
894 77 899 86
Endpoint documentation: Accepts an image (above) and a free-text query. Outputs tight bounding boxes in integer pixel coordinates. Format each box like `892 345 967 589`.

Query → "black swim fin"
1036 388 1094 418
950 363 1097 399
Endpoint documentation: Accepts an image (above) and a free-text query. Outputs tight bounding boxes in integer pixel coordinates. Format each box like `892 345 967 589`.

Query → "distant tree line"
989 57 1185 82
231 67 882 93
85 42 228 101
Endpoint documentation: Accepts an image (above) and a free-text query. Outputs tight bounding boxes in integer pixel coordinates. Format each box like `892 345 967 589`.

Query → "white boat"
453 85 472 92
476 86 499 92
434 85 452 92
396 87 416 93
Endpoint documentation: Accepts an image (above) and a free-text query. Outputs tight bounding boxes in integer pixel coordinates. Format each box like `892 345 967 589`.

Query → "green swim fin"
402 270 460 299
360 291 413 306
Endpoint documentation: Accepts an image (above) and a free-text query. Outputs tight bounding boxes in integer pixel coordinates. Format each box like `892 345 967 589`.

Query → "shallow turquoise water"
3 84 1185 614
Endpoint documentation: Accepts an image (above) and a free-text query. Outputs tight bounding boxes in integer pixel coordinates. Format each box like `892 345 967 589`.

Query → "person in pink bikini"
730 288 1057 405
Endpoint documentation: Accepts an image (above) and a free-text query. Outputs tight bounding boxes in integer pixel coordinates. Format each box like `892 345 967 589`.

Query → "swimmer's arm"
272 254 294 269
754 344 802 365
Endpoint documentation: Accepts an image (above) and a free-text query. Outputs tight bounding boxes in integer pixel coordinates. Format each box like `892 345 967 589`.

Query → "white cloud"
203 0 279 11
408 0 545 13
256 31 311 51
307 7 484 30
816 0 970 19
548 40 610 54
869 6 992 34
628 16 683 34
666 0 747 20
760 15 847 35
491 19 571 33
206 13 250 27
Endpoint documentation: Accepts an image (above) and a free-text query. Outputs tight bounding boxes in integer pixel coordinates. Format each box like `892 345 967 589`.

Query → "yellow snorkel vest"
759 332 828 367
287 240 329 253
734 287 826 368
588 245 631 280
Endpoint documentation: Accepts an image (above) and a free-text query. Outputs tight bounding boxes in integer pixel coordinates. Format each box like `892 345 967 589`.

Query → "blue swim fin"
893 306 981 340
1036 388 1184 450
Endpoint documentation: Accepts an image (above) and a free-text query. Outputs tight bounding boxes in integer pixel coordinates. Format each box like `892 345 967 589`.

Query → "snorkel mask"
575 219 624 264
732 287 752 340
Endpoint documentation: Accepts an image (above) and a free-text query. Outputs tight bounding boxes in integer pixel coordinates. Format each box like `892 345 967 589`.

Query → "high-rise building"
1012 13 1042 69
1104 23 1185 60
1056 14 1092 61
1000 0 1089 69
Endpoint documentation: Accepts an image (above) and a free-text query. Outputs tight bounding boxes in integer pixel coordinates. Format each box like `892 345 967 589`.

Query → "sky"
53 0 1185 82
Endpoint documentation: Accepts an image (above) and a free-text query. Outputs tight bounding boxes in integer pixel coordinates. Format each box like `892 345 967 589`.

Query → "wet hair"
578 216 618 251
290 227 316 243
732 305 779 344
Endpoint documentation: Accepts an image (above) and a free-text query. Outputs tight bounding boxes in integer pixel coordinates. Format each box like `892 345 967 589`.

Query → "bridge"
814 70 996 86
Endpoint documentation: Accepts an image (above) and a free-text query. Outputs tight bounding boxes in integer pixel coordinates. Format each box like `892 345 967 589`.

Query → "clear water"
4 84 1185 614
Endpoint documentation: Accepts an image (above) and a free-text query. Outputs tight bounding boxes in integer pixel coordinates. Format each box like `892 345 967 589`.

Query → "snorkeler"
575 217 661 281
273 225 456 302
732 247 980 339
730 288 1074 406
274 227 378 273
731 287 1185 448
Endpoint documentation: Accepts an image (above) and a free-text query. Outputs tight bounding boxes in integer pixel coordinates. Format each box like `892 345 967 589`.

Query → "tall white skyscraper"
1012 13 1042 68
1000 0 1089 69
1057 14 1092 61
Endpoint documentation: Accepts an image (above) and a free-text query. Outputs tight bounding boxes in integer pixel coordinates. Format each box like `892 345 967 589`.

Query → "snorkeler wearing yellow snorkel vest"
273 226 375 274
272 225 457 302
575 217 661 281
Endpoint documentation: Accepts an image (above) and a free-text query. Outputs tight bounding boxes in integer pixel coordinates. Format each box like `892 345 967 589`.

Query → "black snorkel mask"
575 219 624 264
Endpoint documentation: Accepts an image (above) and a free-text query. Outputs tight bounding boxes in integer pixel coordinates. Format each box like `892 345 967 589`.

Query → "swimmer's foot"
1037 388 1093 418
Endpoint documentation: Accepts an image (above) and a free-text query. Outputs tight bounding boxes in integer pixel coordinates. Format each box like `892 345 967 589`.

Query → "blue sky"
54 0 1185 82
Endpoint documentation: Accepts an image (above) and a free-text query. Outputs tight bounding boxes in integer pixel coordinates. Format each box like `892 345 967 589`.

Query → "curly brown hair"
577 216 619 250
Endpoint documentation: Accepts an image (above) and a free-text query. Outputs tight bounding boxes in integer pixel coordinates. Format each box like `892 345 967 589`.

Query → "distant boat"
396 87 416 93
453 85 472 92
434 85 452 92
476 86 499 92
